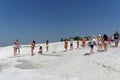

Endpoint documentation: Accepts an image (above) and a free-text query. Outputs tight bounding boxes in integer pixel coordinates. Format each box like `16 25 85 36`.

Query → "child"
31 41 35 56
38 46 42 55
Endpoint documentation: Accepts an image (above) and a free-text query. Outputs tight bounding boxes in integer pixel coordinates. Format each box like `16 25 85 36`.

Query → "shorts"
90 45 94 49
104 41 108 44
114 39 119 43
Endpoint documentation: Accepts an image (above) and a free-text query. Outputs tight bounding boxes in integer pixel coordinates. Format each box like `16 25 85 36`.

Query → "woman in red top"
82 37 86 47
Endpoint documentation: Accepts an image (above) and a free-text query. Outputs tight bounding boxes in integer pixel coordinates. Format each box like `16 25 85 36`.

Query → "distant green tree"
63 38 69 41
84 36 89 41
74 36 80 40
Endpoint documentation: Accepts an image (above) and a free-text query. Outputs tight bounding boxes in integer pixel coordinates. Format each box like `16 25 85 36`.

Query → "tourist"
38 46 42 55
15 39 20 54
64 40 68 51
77 40 80 48
114 31 120 47
31 41 35 56
46 40 49 52
70 38 73 50
97 35 103 52
13 42 17 56
89 36 95 54
103 34 108 51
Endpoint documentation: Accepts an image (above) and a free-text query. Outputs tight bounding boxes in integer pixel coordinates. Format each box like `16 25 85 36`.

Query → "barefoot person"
64 40 68 51
97 35 103 52
38 46 42 55
13 42 17 56
15 39 20 54
89 37 95 54
46 40 49 52
103 34 108 51
77 40 80 48
70 38 73 50
82 37 86 47
31 41 35 56
114 31 120 47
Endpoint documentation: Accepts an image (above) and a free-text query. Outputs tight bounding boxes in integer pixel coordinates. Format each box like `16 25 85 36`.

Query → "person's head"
89 37 92 40
98 34 101 37
16 39 18 42
46 40 49 44
33 41 35 44
40 46 42 49
103 34 108 37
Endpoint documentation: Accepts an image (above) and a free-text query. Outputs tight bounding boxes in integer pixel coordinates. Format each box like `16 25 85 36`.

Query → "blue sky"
0 0 120 46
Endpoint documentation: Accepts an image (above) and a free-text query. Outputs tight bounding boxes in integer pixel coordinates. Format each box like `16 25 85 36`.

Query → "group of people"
30 40 49 56
64 39 79 52
13 40 49 56
64 38 80 51
64 31 120 55
13 31 120 56
89 34 109 54
89 31 120 54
